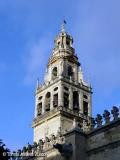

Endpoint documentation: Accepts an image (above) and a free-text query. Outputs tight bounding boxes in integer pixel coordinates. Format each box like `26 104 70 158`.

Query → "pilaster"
88 94 92 116
74 66 78 83
42 95 45 114
69 87 73 109
58 84 64 106
50 92 53 110
79 92 83 113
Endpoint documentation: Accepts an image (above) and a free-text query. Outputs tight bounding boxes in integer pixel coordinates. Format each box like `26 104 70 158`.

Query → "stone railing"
36 77 60 93
91 106 120 129
33 106 120 135
70 106 120 133
59 106 91 121
33 106 90 126
11 106 120 159
10 133 65 160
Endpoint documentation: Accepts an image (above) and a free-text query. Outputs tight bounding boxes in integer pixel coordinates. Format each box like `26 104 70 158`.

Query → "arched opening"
64 86 69 91
45 92 51 112
66 40 70 46
52 67 58 79
53 93 58 108
38 96 42 101
83 101 88 116
83 95 88 99
58 42 60 46
64 92 69 108
73 91 79 110
54 87 58 91
37 103 42 116
68 65 73 79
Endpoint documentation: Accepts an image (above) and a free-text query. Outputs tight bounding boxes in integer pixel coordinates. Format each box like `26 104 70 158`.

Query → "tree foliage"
0 139 10 160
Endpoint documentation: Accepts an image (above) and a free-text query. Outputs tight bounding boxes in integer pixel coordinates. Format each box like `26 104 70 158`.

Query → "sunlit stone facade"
17 23 120 160
32 24 92 143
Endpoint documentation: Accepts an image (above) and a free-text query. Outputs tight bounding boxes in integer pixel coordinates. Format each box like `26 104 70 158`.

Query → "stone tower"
32 23 92 143
15 23 120 160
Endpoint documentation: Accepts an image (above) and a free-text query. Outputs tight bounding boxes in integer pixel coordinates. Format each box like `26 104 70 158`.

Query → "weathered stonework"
15 24 120 160
87 118 120 160
32 24 92 145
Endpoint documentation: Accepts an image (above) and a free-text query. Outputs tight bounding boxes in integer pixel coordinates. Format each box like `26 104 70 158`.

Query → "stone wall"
13 106 120 160
87 119 120 160
63 106 120 160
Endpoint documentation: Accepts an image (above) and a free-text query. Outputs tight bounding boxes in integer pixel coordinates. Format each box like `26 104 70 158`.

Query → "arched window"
64 86 69 91
83 101 88 116
45 92 51 112
53 93 58 108
37 103 42 116
66 40 70 46
54 87 58 91
58 42 60 46
52 67 57 79
38 96 42 101
83 95 88 99
73 91 79 110
64 93 69 108
68 65 73 78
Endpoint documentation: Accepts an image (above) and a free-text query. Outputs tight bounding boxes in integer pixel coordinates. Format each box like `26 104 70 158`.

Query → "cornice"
36 77 92 95
32 106 90 128
48 54 80 67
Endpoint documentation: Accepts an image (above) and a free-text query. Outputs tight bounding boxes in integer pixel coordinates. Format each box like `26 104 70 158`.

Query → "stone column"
79 92 83 113
59 60 64 78
58 84 64 106
42 95 45 114
49 66 52 81
69 87 73 109
88 94 92 116
50 92 53 110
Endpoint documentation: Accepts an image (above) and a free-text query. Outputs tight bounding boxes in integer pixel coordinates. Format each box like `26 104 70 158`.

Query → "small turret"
53 20 74 55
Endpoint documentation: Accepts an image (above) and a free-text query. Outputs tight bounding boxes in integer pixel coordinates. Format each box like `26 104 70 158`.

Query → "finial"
61 19 67 32
36 77 39 89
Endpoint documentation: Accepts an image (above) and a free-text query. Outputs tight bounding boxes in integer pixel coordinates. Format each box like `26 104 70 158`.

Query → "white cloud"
23 35 53 85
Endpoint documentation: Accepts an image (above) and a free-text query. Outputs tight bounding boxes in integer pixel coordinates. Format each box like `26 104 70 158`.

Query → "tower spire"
61 19 67 32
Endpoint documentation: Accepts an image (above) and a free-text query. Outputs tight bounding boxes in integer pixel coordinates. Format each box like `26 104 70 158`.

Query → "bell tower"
32 22 92 143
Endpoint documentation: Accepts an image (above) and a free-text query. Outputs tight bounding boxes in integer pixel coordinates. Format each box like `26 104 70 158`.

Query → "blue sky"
0 0 120 151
